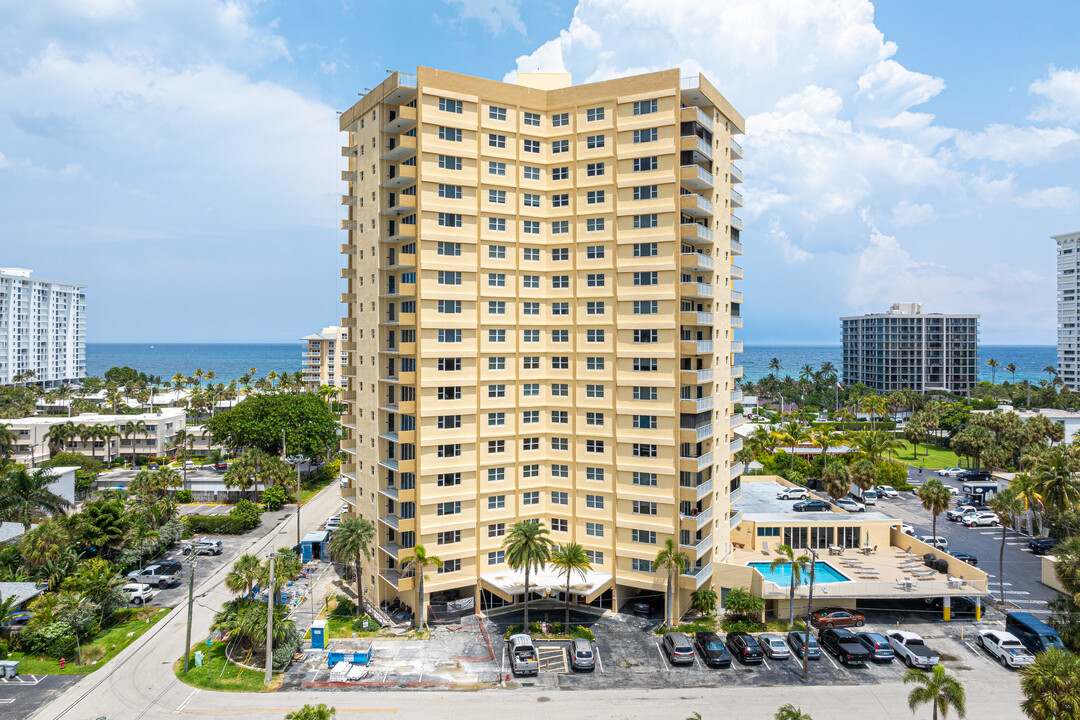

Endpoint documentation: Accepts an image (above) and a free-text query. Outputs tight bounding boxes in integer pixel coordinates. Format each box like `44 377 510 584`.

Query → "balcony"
681 339 713 355
681 105 713 132
380 193 417 217
381 105 417 134
729 510 742 530
682 282 713 299
378 485 399 501
379 543 402 559
730 264 744 280
680 192 713 218
730 163 743 183
679 310 713 326
730 462 744 481
386 222 416 241
380 134 416 161
341 194 357 206
731 438 744 454
681 135 713 163
680 164 714 191
731 389 743 403
730 137 743 159
731 315 743 329
341 145 357 157
380 513 400 530
687 562 713 589
681 222 713 245
681 450 714 472
730 187 743 207
730 483 742 502
379 569 404 589
681 534 713 557
680 423 713 443
731 289 743 304
681 477 713 502
680 367 713 384
731 340 743 353
380 162 417 189
378 458 399 472
730 413 745 430
342 170 357 182
680 396 714 413
681 252 713 271
731 214 743 231
730 238 743 255
731 365 744 380
682 505 713 530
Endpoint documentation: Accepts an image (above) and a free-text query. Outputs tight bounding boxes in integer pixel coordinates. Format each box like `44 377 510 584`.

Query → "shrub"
721 618 763 633
261 485 288 512
184 515 253 535
876 460 908 487
271 625 302 673
331 595 357 618
175 489 194 503
229 499 262 529
351 615 381 632
24 621 77 657
43 452 104 473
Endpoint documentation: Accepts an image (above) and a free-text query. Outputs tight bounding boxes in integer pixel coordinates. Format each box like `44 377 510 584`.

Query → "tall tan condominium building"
1056 230 1080 390
338 67 746 620
301 326 348 389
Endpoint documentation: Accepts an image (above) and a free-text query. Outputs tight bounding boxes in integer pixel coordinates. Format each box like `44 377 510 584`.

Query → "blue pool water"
749 561 850 585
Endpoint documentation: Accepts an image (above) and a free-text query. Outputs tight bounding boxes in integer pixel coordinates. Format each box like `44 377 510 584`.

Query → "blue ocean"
86 343 1057 386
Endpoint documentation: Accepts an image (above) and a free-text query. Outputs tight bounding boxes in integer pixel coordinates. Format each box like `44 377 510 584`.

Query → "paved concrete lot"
0 674 80 717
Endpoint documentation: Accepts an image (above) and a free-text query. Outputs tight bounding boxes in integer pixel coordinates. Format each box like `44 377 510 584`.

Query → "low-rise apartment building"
9 409 187 466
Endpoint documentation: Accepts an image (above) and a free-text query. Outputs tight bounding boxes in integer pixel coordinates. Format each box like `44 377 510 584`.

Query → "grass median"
174 639 280 692
892 440 962 470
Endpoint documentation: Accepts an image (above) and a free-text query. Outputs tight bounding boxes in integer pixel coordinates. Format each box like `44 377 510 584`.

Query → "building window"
551 193 569 208
489 189 506 204
550 330 569 344
488 384 505 398
487 440 505 453
551 247 569 261
552 167 569 180
523 410 539 424
438 559 461 573
488 468 505 483
437 329 462 344
488 161 506 176
437 270 461 285
586 301 605 315
552 275 569 289
523 193 540 207
522 436 540 450
522 491 540 505
586 190 605 205
552 139 569 153
437 300 461 314
523 329 540 343
585 329 604 343
551 491 568 505
633 185 658 200
552 518 568 532
632 443 658 458
586 107 605 122
634 271 658 286
633 386 658 400
488 217 507 232
632 529 656 544
631 558 654 573
633 214 658 229
585 522 604 537
585 550 604 564
488 412 505 426
488 357 506 371
552 112 569 127
522 357 540 371
437 386 461 400
633 99 658 115
551 410 569 424
437 358 461 371
488 329 506 343
488 550 505 565
551 383 569 396
523 166 540 180
633 472 657 487
585 412 604 426
633 329 658 343
438 126 462 142
437 444 461 458
551 220 569 234
522 384 540 397
489 106 507 121
552 302 569 315
586 218 605 232
632 128 658 143
551 357 569 370
551 464 568 478
586 440 604 454
437 416 461 430
439 97 463 113
437 501 461 515
586 273 605 288
523 221 540 235
523 139 540 153
585 384 604 398
586 244 605 259
488 300 506 315
586 357 605 371
436 240 461 255
634 300 658 314
438 213 462 228
438 155 462 170
586 467 604 482
438 185 462 200
633 500 658 515
522 301 540 315
488 273 505 288
634 242 658 257
488 133 506 149
552 437 569 451
437 530 461 545
523 111 541 127
586 162 605 176
586 134 605 149
632 156 658 172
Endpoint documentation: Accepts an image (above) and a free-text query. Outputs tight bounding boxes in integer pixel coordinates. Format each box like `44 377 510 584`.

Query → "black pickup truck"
820 628 871 666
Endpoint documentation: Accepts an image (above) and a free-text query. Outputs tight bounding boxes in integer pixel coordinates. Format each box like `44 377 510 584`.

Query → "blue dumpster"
311 619 327 650
301 530 330 562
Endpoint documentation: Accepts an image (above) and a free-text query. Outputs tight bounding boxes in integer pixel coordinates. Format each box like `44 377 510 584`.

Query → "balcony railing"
730 264 744 280
682 282 713 298
730 413 745 430
729 511 742 530
681 222 713 244
731 364 744 379
681 252 714 270
730 163 743 183
731 340 743 353
730 187 743 206
730 137 743 159
680 450 713 472
730 238 743 255
731 463 744 481
680 477 713 502
730 438 744 454
731 289 743 303
682 135 713 162
681 192 713 217
682 534 713 557
731 389 744 403
682 396 714 413
693 423 713 442
731 214 743 230
682 505 713 530
680 164 714 190
688 562 714 589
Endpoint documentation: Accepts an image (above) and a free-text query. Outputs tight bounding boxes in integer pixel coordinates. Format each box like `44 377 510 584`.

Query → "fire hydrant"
59 658 65 669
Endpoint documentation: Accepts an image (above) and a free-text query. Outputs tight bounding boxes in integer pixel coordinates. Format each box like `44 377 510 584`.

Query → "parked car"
122 582 154 606
127 563 182 588
810 607 866 629
757 633 790 659
876 486 899 498
835 498 865 513
901 524 916 536
725 632 764 664
949 550 978 566
661 632 696 665
632 600 654 617
938 467 964 477
819 628 870 666
148 463 159 471
946 485 960 496
787 630 821 660
793 499 831 513
964 512 1001 528
1029 538 1059 555
183 538 223 556
183 460 195 469
888 630 940 669
695 631 732 668
508 634 539 676
916 536 949 550
215 461 228 471
0 611 32 627
569 638 595 671
1005 612 1067 654
978 630 1036 669
855 632 895 662
776 487 809 500
924 596 978 618
947 505 979 521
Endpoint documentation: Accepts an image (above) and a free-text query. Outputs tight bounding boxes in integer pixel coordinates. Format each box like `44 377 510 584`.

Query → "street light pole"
183 559 196 673
264 553 275 684
801 548 818 682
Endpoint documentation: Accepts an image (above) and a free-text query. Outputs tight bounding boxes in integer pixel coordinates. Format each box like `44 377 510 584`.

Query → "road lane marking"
176 688 198 713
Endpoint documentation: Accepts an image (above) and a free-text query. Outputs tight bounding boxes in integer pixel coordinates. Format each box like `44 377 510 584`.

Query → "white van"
508 633 539 676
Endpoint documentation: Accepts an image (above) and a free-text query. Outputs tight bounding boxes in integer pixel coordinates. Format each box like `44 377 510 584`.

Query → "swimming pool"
748 561 851 585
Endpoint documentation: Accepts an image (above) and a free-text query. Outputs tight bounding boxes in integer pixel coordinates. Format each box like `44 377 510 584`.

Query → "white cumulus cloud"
1029 67 1080 124
891 201 936 227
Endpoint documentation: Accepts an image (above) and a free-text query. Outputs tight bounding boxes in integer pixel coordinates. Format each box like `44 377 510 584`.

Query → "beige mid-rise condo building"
338 67 745 622
301 326 348 390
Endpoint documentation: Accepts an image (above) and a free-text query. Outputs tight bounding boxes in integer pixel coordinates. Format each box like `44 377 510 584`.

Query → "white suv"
123 583 154 606
776 487 809 500
964 512 1000 527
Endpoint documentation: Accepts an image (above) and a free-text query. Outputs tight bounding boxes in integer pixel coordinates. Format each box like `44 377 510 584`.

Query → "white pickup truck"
888 630 940 669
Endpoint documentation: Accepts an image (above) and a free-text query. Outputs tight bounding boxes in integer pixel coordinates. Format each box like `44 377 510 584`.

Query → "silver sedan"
757 633 791 659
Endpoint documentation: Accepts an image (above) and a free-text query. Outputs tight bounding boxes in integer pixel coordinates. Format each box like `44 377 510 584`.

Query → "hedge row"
184 515 252 535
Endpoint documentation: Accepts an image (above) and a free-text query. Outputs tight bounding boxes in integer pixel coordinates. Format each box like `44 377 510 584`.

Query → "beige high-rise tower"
338 67 745 622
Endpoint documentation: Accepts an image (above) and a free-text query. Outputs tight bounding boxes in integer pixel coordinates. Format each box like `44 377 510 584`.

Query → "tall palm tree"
819 361 837 381
770 544 809 628
0 423 16 465
45 422 76 458
779 420 811 471
811 428 842 471
1035 448 1080 517
1044 365 1057 384
1010 472 1044 536
224 553 262 599
986 358 1000 384
0 466 73 530
904 664 965 720
768 357 783 377
549 543 591 631
822 462 850 500
775 706 813 720
1006 363 1017 384
1020 649 1080 720
917 479 953 542
503 520 554 630
1052 536 1080 601
988 488 1026 604
654 537 690 629
399 544 443 630
328 518 376 617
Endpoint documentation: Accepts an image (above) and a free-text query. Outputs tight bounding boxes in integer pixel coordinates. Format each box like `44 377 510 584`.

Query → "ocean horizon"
85 342 1058 386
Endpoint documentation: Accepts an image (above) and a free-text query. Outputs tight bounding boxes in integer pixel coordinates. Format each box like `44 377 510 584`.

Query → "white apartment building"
1056 231 1080 390
0 267 86 387
9 409 186 466
301 326 348 390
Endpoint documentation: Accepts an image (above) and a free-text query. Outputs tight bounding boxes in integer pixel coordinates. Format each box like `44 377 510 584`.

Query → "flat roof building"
301 326 348 390
1056 231 1080 390
338 67 746 621
842 303 979 394
0 267 86 387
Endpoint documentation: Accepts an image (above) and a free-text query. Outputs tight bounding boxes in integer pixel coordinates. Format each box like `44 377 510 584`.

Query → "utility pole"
264 553 275 684
285 428 301 549
801 548 817 682
183 559 196 673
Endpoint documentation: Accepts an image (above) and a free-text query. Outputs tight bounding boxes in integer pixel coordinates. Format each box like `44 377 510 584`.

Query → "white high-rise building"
0 268 86 387
1056 231 1080 390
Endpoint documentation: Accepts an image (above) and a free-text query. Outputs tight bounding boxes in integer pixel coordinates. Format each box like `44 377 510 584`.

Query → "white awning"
480 567 613 603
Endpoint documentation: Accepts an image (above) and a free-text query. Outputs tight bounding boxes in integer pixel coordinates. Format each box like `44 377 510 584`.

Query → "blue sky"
1 0 1078 344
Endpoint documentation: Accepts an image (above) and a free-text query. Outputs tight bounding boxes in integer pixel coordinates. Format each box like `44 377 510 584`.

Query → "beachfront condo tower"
0 267 85 388
337 67 745 623
1056 230 1080 390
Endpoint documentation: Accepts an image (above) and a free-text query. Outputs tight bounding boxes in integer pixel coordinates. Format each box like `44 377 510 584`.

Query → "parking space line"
594 643 604 673
654 641 670 670
761 656 771 671
822 651 840 670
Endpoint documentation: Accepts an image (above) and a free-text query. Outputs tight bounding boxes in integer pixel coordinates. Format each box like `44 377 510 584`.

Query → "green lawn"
6 608 169 674
891 439 964 470
298 476 336 506
174 639 279 692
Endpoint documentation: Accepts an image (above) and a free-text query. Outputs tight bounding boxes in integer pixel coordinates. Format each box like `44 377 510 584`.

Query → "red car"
810 607 866 629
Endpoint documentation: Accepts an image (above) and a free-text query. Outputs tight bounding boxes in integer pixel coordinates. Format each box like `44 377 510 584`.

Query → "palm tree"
850 457 877 495
399 544 442 630
811 428 842 470
549 543 591 631
986 358 1000 384
503 520 554 630
1052 537 1080 601
988 488 1026 604
0 466 73 530
904 664 965 720
1035 448 1080 517
1020 649 1080 720
768 357 783 377
1011 472 1044 536
45 422 76 458
690 587 717 617
0 423 16 465
770 544 809 628
122 419 146 467
654 537 690 629
917 479 952 542
328 518 376 617
224 553 262 599
286 705 336 720
779 420 811 471
1006 363 1017 383
822 462 850 500
1044 365 1057 384
775 705 813 720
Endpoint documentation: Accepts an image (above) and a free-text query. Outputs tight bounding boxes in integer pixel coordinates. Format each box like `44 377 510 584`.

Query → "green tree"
286 705 336 720
1020 649 1080 720
328 518 376 617
399 544 442 631
951 425 994 470
779 420 811 471
690 587 718 617
849 457 877 494
723 587 765 619
653 537 689 629
1006 363 1017 383
904 664 965 720
225 449 292 501
988 488 1026 604
503 520 554 630
904 418 926 459
822 462 850 500
917 479 953 542
63 557 125 625
549 543 591 631
224 553 262 599
0 465 73 531
204 392 339 460
770 544 810 628
1036 448 1080 518
986 358 1000 384
1053 537 1080 602
75 498 129 559
775 705 813 720
768 357 783 377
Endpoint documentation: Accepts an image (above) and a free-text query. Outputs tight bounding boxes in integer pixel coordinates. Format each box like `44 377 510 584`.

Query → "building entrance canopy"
480 567 613 603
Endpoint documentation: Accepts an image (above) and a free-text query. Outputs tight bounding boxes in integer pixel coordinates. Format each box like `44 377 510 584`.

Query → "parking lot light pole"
801 547 818 682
